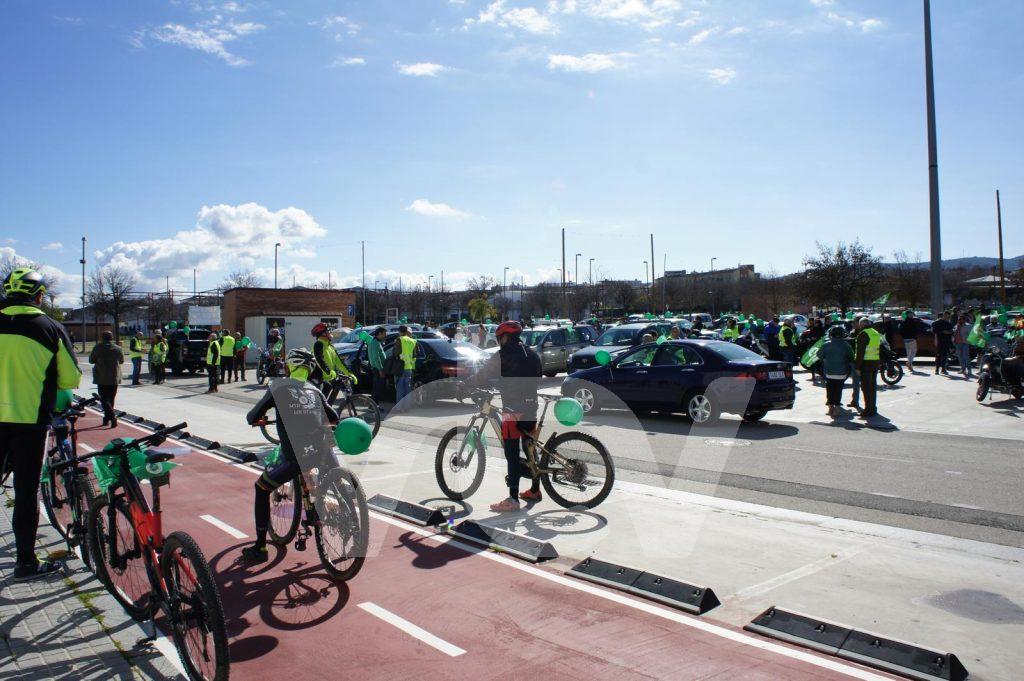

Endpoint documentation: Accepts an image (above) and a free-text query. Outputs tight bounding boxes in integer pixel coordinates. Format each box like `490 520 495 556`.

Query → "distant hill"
882 255 1024 270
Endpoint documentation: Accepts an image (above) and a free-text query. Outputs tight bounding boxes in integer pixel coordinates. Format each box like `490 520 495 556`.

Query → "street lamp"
274 242 281 288
428 275 434 292
503 266 510 319
710 257 717 273
643 260 650 312
575 253 581 286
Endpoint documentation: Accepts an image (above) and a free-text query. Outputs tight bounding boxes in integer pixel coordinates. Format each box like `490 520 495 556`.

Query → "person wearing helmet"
311 323 357 397
819 324 855 418
470 320 543 513
1 267 82 580
242 348 339 564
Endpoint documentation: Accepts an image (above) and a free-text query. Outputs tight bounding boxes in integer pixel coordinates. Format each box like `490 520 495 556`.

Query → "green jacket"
367 337 385 371
0 302 82 425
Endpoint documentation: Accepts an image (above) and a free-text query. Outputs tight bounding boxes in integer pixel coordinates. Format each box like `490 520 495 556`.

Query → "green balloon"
553 397 584 426
485 318 492 324
182 326 191 335
545 314 551 320
355 322 362 329
656 334 667 344
167 321 178 329
461 318 468 324
240 336 251 347
595 350 611 366
54 389 74 412
998 313 1008 325
334 417 373 455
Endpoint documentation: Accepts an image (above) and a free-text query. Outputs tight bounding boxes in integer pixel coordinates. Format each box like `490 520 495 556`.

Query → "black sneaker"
240 545 268 565
13 559 63 582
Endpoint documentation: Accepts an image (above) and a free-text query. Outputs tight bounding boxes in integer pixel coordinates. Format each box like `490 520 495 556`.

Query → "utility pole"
643 260 649 313
588 258 594 286
561 227 566 317
80 236 86 352
193 268 197 301
328 271 332 289
274 242 281 288
662 253 667 311
361 240 366 324
924 0 944 314
574 253 581 287
650 234 655 313
996 189 1006 304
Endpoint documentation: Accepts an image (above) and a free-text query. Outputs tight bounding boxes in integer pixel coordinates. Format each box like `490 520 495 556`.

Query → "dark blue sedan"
560 339 795 424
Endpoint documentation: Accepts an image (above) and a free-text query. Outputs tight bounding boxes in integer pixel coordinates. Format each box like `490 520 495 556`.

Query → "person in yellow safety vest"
268 329 285 360
777 319 797 365
129 331 145 385
150 333 168 384
854 317 882 418
310 323 357 388
205 332 221 394
220 330 236 385
394 325 418 408
723 319 741 342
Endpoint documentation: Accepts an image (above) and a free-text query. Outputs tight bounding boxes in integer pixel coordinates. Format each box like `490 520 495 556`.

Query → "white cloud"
93 203 327 287
43 242 63 251
810 0 834 6
825 12 882 32
688 27 718 45
470 1 558 35
331 56 366 67
406 199 472 218
148 16 265 67
396 62 450 77
576 0 683 30
726 26 748 36
707 67 736 84
677 10 700 28
312 15 360 41
1 246 79 305
860 18 883 32
547 52 631 73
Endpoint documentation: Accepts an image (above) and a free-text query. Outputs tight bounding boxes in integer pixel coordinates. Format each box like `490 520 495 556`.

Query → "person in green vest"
367 326 388 407
723 318 741 342
393 325 418 408
777 318 797 365
220 329 236 385
129 331 145 385
206 332 221 393
854 316 882 418
150 332 168 384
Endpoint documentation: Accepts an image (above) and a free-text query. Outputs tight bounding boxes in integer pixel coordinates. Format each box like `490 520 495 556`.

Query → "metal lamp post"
274 242 281 288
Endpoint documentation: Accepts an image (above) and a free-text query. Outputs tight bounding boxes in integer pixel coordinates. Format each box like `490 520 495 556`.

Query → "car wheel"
742 409 768 423
572 386 598 414
685 391 719 425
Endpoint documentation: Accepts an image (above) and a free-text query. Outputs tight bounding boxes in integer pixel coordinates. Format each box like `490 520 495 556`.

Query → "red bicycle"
83 423 229 681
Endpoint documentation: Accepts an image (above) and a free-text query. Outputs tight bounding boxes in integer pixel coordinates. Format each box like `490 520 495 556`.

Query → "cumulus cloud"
547 52 631 73
469 1 558 35
93 203 327 287
826 11 883 32
707 67 736 84
396 62 450 77
576 0 683 30
688 27 717 45
43 242 63 251
726 26 748 36
859 18 883 32
1 246 79 305
405 199 472 218
312 15 360 41
331 56 366 67
147 16 265 67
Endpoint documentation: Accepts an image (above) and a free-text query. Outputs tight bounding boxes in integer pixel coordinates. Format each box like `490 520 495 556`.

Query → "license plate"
769 371 785 380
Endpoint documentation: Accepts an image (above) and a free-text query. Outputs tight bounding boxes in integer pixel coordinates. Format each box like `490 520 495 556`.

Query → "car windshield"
520 330 545 346
338 330 363 343
708 343 764 362
594 328 639 346
431 341 486 360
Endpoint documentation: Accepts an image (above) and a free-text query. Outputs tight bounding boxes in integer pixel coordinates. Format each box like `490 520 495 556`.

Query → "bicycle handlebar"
70 422 188 465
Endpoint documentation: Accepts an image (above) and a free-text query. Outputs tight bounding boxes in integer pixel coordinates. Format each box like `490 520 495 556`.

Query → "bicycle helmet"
3 267 46 297
285 348 316 371
495 321 523 338
311 322 330 338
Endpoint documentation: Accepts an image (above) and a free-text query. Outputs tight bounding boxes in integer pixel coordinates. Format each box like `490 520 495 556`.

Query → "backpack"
384 345 405 376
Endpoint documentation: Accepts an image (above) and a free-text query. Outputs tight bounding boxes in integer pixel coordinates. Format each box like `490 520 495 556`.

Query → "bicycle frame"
457 395 568 478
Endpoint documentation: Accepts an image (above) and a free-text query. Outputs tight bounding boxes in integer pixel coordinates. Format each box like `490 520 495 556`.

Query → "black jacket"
472 340 542 420
247 380 339 464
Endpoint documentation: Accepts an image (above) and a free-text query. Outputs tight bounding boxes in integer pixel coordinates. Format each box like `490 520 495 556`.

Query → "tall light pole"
574 253 581 286
996 190 1006 304
503 266 510 319
924 0 944 314
428 275 434 292
649 234 655 312
642 260 649 313
80 236 86 352
274 242 281 288
710 257 717 272
193 268 197 300
360 240 366 324
588 258 594 286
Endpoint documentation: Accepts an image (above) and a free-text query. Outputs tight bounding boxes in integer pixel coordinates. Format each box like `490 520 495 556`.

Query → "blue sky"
1 0 1021 302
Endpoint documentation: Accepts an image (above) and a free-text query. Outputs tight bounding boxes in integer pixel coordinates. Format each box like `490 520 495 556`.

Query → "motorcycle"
735 333 769 358
878 344 904 386
255 347 286 385
976 346 1023 402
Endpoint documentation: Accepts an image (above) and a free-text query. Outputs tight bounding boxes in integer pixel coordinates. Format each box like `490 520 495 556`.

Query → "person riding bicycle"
311 322 357 395
468 320 543 513
242 348 339 564
0 267 82 580
269 328 285 360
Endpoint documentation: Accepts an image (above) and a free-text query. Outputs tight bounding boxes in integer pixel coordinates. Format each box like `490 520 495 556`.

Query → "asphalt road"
82 365 1024 547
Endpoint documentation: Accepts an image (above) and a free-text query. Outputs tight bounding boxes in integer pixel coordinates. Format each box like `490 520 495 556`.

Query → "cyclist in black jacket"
470 321 543 513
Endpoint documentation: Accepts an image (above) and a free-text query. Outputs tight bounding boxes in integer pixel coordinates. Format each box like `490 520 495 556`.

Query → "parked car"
168 327 214 375
333 324 424 354
518 326 591 377
567 322 669 372
562 339 795 424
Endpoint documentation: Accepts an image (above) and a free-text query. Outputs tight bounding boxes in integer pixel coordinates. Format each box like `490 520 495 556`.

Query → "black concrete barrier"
448 519 557 563
367 494 446 526
568 557 720 615
215 445 258 463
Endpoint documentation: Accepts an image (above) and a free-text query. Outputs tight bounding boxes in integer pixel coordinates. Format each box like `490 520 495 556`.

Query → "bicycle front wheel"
87 495 151 618
434 426 487 501
161 531 230 681
40 455 72 539
540 432 615 509
259 408 280 444
267 477 302 546
340 394 382 438
314 468 369 581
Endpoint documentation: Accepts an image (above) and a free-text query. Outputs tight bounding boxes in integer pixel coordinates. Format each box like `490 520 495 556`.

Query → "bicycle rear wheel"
161 531 230 681
267 477 302 546
87 495 151 618
434 426 487 501
339 394 382 438
40 452 73 539
314 468 369 581
539 432 615 509
259 408 280 444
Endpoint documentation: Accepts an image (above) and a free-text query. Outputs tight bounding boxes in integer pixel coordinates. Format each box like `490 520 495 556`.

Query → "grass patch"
62 576 130 664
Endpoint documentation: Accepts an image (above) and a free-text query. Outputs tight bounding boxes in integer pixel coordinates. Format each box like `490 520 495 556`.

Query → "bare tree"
799 241 883 312
465 275 497 297
220 269 264 290
887 250 929 309
88 266 138 340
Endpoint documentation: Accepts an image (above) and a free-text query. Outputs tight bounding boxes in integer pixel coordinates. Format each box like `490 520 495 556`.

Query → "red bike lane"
74 414 896 681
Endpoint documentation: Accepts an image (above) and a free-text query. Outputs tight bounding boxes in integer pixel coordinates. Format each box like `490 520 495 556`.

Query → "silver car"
521 326 590 376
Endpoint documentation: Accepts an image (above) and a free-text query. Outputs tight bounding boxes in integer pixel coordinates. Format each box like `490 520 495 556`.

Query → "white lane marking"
359 469 434 483
729 545 868 601
779 446 922 464
367 512 893 681
199 514 248 539
151 633 190 678
357 602 466 657
79 443 96 452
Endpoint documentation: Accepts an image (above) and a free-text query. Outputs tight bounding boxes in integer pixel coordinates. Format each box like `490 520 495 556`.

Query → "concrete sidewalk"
0 492 180 680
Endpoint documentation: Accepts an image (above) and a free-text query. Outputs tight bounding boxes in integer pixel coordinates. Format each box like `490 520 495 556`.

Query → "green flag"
967 316 988 348
872 292 891 306
799 337 826 369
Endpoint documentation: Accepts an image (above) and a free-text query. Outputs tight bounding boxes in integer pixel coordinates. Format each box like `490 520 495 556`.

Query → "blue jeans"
955 342 972 374
131 357 142 384
850 367 860 405
395 370 413 407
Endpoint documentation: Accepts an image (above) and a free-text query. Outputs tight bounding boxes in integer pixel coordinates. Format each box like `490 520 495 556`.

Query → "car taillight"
753 370 770 381
441 365 460 377
784 368 793 379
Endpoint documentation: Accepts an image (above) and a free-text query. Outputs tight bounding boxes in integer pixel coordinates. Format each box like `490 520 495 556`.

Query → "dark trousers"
825 378 845 406
96 384 118 423
860 360 879 414
234 354 245 381
131 357 142 384
371 369 388 405
0 424 47 565
502 420 538 498
152 364 165 384
207 365 219 391
936 342 951 372
221 357 234 383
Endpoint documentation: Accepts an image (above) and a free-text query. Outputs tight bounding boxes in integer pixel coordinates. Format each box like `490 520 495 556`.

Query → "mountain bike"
83 423 230 681
258 376 381 444
40 394 100 566
435 390 615 509
260 448 369 581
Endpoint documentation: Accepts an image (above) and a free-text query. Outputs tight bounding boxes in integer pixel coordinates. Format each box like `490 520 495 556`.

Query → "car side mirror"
542 340 553 348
